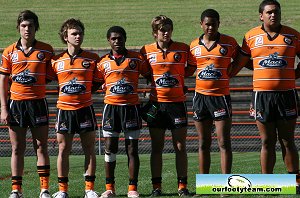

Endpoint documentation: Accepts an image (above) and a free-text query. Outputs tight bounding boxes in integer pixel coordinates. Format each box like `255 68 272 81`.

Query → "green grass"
0 152 298 197
0 0 299 48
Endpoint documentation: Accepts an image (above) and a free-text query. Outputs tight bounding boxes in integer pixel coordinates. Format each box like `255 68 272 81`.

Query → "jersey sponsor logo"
149 54 157 63
198 64 222 80
155 72 179 87
109 78 134 94
255 36 263 46
57 61 65 71
174 53 182 62
219 46 228 56
37 52 45 60
11 53 18 62
61 77 86 94
258 52 287 68
284 37 293 45
12 69 37 84
129 60 137 69
82 60 91 68
194 47 201 56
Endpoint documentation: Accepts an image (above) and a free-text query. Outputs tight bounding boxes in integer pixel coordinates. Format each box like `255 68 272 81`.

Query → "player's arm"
91 81 104 93
0 73 10 124
295 54 300 79
184 64 197 77
228 52 251 78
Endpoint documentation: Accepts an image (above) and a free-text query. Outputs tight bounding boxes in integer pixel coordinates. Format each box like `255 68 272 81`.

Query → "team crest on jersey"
284 37 293 45
109 78 134 94
149 54 157 63
129 60 137 69
198 64 222 80
57 61 64 71
173 53 182 62
258 52 287 68
155 72 179 87
255 36 263 46
12 69 37 84
219 46 228 56
61 77 86 94
11 53 18 63
194 47 201 56
82 60 90 68
37 52 45 60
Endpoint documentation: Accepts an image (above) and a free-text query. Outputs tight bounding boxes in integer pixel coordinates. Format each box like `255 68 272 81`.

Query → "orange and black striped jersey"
97 50 150 105
189 33 239 96
0 39 54 100
50 50 101 110
241 25 300 91
140 41 193 102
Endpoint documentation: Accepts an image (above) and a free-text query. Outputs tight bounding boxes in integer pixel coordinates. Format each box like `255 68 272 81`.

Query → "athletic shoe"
178 188 190 197
150 188 162 197
9 190 23 198
84 190 99 198
100 190 116 198
127 191 139 198
52 191 69 198
40 189 51 198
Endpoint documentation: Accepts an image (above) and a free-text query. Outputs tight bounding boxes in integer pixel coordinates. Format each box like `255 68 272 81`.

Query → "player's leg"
277 118 299 172
125 130 140 197
256 121 277 173
31 125 51 197
149 127 165 192
215 118 232 174
80 130 98 197
9 126 27 195
171 126 189 195
56 132 74 194
194 119 213 174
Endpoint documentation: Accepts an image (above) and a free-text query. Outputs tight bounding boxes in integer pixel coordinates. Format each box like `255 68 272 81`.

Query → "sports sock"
37 165 50 190
85 175 96 191
11 176 22 192
58 177 69 192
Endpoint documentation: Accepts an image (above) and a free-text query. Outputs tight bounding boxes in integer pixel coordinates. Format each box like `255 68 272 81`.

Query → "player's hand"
0 107 9 125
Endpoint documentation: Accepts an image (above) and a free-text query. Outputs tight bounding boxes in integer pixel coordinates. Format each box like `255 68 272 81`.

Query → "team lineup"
1 0 300 198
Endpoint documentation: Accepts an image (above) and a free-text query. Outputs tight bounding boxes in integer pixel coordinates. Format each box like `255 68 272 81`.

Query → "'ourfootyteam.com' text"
212 186 282 193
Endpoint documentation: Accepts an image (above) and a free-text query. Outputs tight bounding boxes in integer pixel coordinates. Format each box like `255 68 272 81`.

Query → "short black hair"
259 0 281 13
17 10 39 31
106 26 127 41
201 9 220 22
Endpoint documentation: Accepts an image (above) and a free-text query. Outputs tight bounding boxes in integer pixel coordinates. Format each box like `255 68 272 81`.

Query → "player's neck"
157 40 170 51
263 24 281 35
20 38 35 52
68 45 81 56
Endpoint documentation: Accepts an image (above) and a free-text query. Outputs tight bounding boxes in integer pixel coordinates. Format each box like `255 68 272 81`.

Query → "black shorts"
142 101 188 130
55 105 98 134
251 90 299 122
193 92 232 121
8 99 49 127
102 104 142 133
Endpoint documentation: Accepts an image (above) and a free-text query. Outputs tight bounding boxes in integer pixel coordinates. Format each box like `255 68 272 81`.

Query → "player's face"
108 32 126 54
260 4 281 28
65 27 84 47
200 17 219 38
19 20 36 41
155 24 173 43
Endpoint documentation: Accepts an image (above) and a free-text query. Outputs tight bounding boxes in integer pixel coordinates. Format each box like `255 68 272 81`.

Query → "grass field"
0 152 298 198
0 0 300 48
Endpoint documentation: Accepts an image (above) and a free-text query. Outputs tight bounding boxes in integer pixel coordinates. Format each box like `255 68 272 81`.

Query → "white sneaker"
40 189 51 198
52 191 69 198
100 190 116 198
9 190 24 198
84 190 99 198
127 191 139 198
